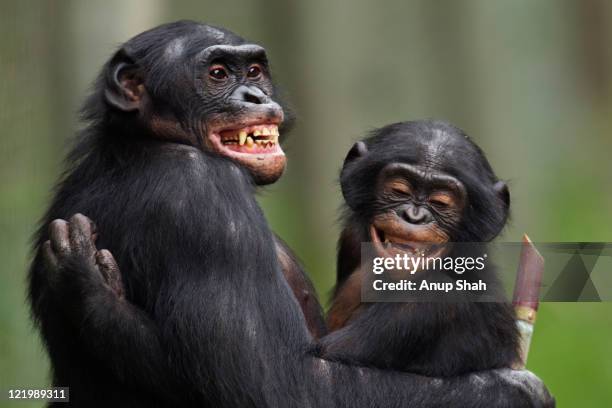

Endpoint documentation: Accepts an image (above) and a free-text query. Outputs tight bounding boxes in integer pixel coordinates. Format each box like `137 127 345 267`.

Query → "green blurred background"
1 0 611 406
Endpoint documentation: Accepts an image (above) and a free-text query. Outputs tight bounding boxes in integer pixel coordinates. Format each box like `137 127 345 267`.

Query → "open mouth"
370 225 429 256
205 118 287 185
210 123 282 156
369 223 448 262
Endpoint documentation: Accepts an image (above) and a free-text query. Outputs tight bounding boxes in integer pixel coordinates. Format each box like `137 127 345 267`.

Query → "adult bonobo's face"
340 120 510 261
102 21 288 185
197 44 285 184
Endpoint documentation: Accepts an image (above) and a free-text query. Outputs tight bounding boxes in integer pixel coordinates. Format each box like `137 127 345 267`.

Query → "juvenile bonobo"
33 22 553 408
322 120 522 377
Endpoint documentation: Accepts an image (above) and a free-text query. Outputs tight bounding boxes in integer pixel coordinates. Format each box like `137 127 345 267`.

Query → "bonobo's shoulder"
148 142 247 183
152 143 203 163
144 143 208 176
491 369 555 407
106 143 205 205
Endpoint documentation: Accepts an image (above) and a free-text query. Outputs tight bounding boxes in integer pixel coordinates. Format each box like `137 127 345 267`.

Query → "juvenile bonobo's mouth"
206 116 286 185
369 215 449 271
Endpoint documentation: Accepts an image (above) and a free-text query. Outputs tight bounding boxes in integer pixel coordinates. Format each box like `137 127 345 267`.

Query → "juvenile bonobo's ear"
340 141 368 188
340 141 369 208
485 180 511 239
494 180 510 209
104 49 146 112
343 141 369 169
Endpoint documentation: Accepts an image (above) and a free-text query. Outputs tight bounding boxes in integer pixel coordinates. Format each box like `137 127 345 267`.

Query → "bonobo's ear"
487 180 510 239
494 180 510 209
343 141 369 169
340 141 369 208
104 49 145 112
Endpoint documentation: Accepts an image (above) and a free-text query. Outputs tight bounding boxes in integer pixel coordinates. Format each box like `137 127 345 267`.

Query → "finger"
42 240 59 271
69 213 96 255
42 240 63 290
96 249 124 299
49 219 70 257
90 219 98 243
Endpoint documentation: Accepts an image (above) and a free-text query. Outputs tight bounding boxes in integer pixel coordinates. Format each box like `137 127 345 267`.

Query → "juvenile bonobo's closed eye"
104 50 145 112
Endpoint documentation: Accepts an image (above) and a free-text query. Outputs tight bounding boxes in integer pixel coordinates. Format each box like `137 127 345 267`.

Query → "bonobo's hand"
42 213 124 302
491 368 555 407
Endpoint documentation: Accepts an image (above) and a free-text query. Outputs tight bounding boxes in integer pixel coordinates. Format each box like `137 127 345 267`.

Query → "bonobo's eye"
386 179 412 196
209 65 228 81
428 192 455 208
246 64 263 79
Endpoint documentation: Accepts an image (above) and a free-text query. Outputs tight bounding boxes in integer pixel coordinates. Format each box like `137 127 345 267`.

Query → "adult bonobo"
31 21 553 407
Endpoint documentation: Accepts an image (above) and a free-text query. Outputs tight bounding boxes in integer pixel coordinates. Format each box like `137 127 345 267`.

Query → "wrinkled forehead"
377 162 465 192
163 36 266 63
195 44 267 62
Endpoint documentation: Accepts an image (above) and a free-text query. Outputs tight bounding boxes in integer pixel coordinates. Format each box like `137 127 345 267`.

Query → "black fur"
322 120 521 376
28 22 552 407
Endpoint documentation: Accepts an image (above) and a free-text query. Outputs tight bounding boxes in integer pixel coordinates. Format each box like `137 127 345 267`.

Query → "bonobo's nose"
231 85 271 105
402 206 432 225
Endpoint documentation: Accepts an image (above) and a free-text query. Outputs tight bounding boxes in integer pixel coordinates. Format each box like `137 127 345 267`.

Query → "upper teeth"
219 125 280 149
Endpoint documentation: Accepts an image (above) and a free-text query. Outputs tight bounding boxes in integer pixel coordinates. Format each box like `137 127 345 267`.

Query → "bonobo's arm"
41 216 327 381
275 236 327 338
313 358 555 408
43 215 553 407
320 302 425 369
41 214 176 394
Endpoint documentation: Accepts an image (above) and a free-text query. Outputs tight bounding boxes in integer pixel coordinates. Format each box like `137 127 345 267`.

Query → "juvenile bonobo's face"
102 21 288 185
369 162 466 260
340 120 510 261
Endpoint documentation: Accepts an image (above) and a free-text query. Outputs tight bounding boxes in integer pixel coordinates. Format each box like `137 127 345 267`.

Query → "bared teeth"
220 125 281 150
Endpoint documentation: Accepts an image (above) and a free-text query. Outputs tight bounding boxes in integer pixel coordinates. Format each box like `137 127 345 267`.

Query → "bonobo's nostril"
231 85 268 105
403 206 431 225
244 92 262 104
